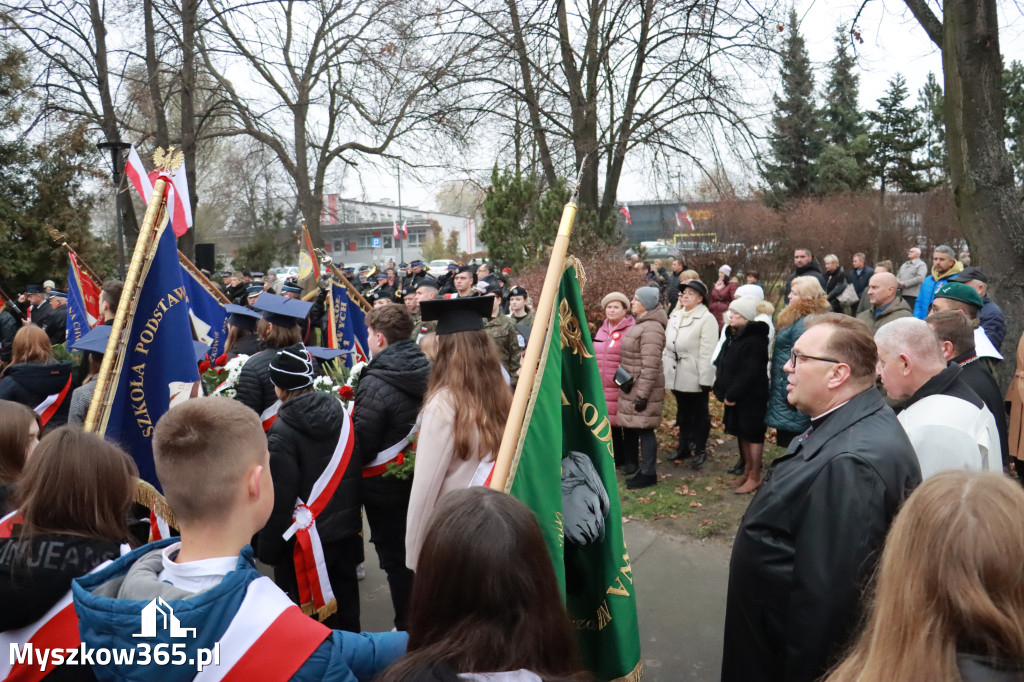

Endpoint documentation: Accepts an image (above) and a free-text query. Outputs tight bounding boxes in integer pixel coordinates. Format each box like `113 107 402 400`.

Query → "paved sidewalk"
358 519 732 681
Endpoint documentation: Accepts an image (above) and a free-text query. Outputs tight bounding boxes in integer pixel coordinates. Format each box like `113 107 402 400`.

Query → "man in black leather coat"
722 313 921 682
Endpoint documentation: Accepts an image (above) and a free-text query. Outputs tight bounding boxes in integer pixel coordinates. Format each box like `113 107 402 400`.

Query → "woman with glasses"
767 276 831 449
713 296 770 494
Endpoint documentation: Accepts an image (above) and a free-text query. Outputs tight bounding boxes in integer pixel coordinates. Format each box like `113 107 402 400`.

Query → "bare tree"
454 0 781 230
197 0 483 247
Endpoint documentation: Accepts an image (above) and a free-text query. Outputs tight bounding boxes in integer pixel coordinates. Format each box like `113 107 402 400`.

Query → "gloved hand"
634 397 648 412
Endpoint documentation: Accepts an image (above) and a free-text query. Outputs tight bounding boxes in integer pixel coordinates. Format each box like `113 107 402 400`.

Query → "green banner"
505 258 642 681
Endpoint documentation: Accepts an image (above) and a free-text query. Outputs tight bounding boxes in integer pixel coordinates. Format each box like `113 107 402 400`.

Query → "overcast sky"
348 1 1024 212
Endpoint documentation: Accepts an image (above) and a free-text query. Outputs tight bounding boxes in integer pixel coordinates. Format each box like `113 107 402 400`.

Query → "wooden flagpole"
48 227 104 287
178 249 230 304
84 179 168 433
489 200 578 491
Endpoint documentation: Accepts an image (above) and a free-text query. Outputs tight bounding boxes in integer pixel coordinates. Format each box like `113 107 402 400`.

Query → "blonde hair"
827 472 1024 681
824 254 839 265
789 275 826 302
424 330 511 462
755 300 774 317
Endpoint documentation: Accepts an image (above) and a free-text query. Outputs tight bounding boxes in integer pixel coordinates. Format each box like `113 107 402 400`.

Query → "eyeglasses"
789 350 841 366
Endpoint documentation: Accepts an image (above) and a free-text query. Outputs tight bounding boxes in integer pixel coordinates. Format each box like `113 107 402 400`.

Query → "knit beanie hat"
734 283 765 301
269 343 316 391
719 264 732 276
634 287 660 312
728 295 758 322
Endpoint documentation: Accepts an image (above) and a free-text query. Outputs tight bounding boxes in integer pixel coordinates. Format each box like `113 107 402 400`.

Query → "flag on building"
66 251 101 346
401 219 408 238
393 219 400 239
502 258 642 681
329 277 369 366
180 265 228 361
619 204 632 225
99 220 201 491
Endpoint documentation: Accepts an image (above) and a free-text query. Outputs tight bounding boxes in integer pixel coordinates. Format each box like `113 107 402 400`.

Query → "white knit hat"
719 265 732 276
734 283 764 301
728 296 758 322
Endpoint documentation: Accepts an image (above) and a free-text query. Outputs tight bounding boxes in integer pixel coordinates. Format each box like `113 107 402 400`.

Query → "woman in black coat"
256 344 363 632
822 255 848 314
0 326 74 431
713 296 770 494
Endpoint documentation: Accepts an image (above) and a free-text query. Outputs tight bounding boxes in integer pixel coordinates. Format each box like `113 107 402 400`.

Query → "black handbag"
614 366 634 393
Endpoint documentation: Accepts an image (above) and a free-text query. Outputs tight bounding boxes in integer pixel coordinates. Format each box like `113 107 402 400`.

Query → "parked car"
642 243 682 261
427 259 456 277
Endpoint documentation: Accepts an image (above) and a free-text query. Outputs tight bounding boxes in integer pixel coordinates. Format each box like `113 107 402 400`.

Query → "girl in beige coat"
663 280 719 469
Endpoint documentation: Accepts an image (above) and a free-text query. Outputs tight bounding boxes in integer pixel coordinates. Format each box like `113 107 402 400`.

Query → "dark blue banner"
66 253 100 347
331 278 369 366
104 223 200 490
181 266 227 361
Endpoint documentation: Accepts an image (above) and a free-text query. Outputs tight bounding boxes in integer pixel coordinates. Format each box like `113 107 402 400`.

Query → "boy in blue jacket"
72 396 406 681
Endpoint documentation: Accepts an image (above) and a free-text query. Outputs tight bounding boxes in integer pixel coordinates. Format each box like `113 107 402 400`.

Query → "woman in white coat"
663 280 719 469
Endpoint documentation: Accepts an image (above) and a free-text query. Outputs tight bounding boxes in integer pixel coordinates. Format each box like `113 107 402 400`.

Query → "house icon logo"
133 597 197 638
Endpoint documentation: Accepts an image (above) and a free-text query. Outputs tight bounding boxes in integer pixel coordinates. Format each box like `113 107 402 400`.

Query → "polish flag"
124 144 193 237
619 204 632 225
393 219 400 239
676 207 695 232
401 220 408 238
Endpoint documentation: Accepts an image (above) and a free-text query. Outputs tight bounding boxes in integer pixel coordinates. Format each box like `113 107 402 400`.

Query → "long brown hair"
224 324 253 354
17 427 137 543
256 319 302 349
10 326 53 366
377 488 589 682
424 329 511 461
0 400 39 484
827 471 1024 681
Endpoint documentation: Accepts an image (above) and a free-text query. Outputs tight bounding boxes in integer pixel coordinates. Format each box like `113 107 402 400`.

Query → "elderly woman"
617 287 667 490
766 276 832 448
823 254 847 314
594 292 636 472
663 281 718 470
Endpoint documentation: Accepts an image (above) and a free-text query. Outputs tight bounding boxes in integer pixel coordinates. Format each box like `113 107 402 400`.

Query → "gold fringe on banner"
300 598 339 622
134 478 178 531
611 661 644 682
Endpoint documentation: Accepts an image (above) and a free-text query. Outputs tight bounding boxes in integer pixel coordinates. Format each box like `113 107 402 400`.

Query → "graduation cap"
306 346 351 361
419 295 494 335
71 324 112 354
252 292 313 328
225 303 261 332
193 340 212 363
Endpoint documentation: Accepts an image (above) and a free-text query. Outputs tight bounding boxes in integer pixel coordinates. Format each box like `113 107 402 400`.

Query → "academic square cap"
419 295 494 335
252 292 312 328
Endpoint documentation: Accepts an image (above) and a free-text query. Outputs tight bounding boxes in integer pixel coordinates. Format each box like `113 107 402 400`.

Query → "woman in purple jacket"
593 292 636 472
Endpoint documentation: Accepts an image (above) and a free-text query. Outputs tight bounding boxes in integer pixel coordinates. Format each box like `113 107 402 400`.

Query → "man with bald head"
875 317 1000 479
855 271 912 334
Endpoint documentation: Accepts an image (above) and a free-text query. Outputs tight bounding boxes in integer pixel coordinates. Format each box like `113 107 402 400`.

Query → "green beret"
933 282 983 309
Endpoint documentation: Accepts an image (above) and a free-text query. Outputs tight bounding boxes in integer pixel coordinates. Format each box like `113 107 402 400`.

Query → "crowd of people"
0 240 1023 681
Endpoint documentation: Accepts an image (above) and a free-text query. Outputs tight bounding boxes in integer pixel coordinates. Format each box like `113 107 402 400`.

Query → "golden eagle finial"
153 146 184 172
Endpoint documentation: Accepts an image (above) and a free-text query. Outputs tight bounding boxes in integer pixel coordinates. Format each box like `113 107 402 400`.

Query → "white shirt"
897 394 1000 479
157 542 237 593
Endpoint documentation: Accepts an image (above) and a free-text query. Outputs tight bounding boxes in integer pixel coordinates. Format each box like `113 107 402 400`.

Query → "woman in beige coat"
663 280 719 470
617 286 668 489
1007 329 1024 486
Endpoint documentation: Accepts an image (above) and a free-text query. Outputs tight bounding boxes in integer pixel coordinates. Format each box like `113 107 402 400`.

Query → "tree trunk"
178 0 197 259
143 0 169 147
941 0 1024 383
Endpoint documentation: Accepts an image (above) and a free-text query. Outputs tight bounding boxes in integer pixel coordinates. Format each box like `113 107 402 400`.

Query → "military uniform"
510 310 535 327
485 314 522 379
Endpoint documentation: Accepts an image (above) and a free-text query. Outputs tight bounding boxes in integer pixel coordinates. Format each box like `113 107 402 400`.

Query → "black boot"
728 457 745 476
691 449 707 470
670 443 691 462
626 471 657 489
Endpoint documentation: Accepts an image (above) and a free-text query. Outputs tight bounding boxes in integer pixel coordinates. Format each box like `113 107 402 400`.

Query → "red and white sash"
0 509 22 538
470 457 496 488
260 400 282 432
362 423 417 478
149 508 173 542
281 410 355 619
0 557 117 682
33 375 73 427
193 577 330 682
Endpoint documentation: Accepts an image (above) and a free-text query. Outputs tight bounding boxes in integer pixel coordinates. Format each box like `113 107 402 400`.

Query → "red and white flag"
619 204 632 225
676 207 695 232
393 219 400 239
401 219 408 238
124 144 193 238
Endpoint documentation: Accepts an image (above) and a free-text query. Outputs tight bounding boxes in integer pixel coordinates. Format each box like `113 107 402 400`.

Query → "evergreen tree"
478 164 535 268
1003 60 1024 196
760 8 823 205
866 73 928 195
918 71 947 185
815 26 869 193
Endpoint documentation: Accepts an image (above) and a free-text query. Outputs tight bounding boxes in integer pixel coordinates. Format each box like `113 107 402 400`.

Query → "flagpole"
316 250 373 313
84 179 168 433
48 227 104 287
490 200 578 491
178 249 230 304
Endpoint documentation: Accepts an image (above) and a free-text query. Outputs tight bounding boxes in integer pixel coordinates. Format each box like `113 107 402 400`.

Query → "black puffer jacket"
258 391 361 565
783 261 827 299
722 388 921 682
235 348 280 416
353 339 431 469
0 361 74 428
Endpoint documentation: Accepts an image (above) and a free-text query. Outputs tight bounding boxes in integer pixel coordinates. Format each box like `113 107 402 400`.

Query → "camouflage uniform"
484 314 523 379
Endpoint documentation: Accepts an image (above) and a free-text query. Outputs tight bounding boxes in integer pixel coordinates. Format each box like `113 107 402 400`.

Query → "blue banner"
104 223 200 490
181 266 227 361
66 262 92 347
331 278 369 366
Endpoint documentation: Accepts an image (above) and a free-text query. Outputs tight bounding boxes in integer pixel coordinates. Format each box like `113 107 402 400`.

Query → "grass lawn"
617 392 787 542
